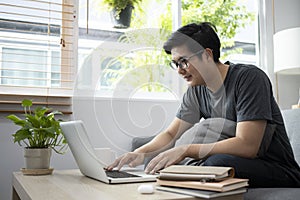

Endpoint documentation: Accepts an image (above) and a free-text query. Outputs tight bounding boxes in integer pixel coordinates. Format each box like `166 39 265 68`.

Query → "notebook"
60 120 157 184
156 186 246 199
158 165 235 181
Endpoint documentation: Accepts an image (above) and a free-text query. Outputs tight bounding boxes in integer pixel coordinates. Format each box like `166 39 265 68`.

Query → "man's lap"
188 154 297 187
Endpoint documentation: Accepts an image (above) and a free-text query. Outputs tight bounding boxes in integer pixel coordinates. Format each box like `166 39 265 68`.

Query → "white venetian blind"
0 0 77 114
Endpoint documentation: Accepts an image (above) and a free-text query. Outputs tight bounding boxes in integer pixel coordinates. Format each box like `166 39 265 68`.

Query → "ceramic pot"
111 5 133 28
24 147 52 169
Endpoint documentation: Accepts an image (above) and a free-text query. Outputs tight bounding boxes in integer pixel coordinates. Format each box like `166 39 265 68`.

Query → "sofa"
131 109 300 199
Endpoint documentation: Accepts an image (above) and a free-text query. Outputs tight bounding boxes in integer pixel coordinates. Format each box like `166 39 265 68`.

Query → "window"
0 0 77 113
76 0 258 101
0 0 259 110
76 0 180 100
221 0 258 66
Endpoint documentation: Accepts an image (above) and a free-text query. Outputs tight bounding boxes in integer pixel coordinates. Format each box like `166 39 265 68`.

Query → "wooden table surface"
12 169 197 200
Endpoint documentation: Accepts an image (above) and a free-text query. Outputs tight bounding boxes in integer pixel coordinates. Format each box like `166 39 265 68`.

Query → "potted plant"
101 0 143 28
6 99 67 173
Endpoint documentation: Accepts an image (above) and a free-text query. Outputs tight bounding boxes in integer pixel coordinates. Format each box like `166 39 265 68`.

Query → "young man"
108 22 300 187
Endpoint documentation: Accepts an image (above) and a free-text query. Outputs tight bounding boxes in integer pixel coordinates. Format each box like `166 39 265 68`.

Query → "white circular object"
137 184 154 194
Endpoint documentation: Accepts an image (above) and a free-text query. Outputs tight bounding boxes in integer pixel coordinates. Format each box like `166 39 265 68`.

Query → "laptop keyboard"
105 170 141 178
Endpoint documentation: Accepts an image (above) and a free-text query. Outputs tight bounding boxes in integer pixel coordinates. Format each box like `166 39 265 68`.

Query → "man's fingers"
128 158 140 168
107 152 144 171
117 154 135 170
145 154 164 174
150 158 168 174
106 157 122 170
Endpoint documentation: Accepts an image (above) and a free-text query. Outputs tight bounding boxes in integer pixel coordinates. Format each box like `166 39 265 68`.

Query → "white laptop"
60 120 157 184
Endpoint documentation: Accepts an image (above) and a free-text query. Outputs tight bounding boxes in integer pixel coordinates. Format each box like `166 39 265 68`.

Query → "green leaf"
34 106 49 117
6 115 23 124
21 99 32 107
48 110 63 116
12 129 31 144
25 114 40 128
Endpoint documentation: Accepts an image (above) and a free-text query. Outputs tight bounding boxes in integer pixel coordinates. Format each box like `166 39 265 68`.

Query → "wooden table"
12 169 197 200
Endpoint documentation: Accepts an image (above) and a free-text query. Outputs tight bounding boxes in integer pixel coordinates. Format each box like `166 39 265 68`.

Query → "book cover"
159 165 235 181
157 178 249 192
156 185 247 199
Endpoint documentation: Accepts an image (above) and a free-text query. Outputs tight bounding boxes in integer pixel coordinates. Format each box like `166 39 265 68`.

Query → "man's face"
171 45 207 87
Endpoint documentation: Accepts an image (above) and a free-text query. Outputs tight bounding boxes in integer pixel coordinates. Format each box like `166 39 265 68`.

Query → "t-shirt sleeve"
235 68 273 122
176 87 201 124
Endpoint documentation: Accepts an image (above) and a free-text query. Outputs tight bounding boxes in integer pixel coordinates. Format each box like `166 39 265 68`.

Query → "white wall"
72 98 180 155
273 0 300 109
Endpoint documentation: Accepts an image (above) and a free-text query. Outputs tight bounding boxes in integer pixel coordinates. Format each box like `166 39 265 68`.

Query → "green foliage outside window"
102 0 255 92
158 0 255 58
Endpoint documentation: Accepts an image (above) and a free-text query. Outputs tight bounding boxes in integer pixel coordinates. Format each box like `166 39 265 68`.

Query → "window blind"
0 0 77 114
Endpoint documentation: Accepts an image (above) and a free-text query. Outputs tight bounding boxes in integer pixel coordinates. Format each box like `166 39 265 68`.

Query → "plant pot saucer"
21 167 54 176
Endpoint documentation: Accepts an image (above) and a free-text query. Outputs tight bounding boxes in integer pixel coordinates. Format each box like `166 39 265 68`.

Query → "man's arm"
144 120 266 174
107 117 192 170
134 118 192 156
186 120 267 159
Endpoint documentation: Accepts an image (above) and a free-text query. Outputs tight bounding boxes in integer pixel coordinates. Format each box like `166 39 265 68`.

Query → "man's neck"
206 62 229 93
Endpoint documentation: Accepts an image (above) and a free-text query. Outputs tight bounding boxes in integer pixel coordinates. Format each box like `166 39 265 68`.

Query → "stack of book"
156 165 249 200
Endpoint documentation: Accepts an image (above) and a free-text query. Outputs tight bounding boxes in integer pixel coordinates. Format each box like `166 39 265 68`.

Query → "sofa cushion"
245 188 300 200
131 136 155 151
281 109 300 165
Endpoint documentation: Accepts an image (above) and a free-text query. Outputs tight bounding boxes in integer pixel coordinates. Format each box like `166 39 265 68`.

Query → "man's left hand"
145 145 188 174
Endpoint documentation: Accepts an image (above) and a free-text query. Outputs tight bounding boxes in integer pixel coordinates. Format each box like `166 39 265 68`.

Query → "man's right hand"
106 152 145 171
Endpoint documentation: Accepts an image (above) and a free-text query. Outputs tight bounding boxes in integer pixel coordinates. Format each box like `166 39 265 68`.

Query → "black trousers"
188 154 300 188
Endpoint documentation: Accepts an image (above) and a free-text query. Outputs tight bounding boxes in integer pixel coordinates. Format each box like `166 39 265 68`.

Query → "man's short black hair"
163 22 221 62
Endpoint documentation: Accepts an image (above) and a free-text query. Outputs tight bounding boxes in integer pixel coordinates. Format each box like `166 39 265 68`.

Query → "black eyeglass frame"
170 49 205 70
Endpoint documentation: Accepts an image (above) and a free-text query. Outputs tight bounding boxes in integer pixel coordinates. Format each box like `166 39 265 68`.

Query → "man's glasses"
170 50 204 70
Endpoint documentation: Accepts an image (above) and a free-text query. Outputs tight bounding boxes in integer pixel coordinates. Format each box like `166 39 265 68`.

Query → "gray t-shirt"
176 62 299 170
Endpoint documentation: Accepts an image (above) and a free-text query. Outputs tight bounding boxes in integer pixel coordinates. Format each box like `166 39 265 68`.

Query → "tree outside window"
87 0 256 99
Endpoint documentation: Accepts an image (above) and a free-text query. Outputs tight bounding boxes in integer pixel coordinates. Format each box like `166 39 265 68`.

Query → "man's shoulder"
228 62 267 78
228 61 259 71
